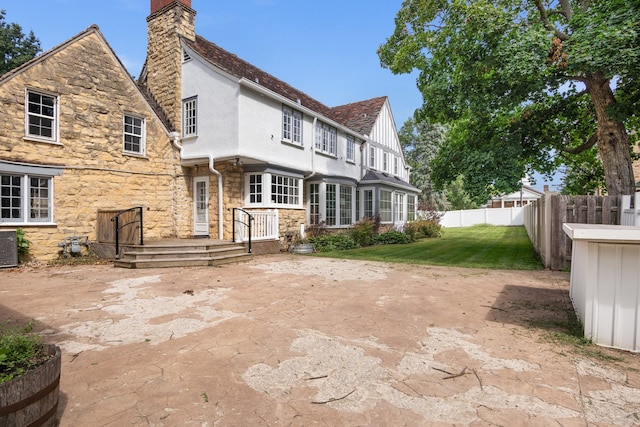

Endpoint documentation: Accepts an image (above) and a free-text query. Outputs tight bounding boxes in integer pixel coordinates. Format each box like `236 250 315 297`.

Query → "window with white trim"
363 189 374 218
408 195 416 221
315 121 337 156
271 174 299 205
248 174 262 204
282 106 302 145
26 90 57 141
326 184 336 226
246 172 301 208
383 152 389 172
340 186 352 225
123 115 145 154
1 174 52 223
393 156 399 176
309 183 320 225
380 190 392 222
346 135 355 162
182 97 197 137
394 193 405 222
369 146 376 168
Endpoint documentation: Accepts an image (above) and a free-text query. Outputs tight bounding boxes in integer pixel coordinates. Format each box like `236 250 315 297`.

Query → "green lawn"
315 225 543 270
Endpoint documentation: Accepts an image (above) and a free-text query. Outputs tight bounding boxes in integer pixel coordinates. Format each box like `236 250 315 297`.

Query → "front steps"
113 240 252 268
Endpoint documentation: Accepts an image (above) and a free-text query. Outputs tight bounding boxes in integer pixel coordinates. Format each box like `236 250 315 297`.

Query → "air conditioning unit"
0 230 18 268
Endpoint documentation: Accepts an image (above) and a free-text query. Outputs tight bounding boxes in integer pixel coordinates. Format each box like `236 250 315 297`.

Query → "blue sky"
3 0 421 128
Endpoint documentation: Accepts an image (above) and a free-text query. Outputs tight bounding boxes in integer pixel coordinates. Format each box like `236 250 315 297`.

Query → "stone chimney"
144 0 196 132
544 185 549 193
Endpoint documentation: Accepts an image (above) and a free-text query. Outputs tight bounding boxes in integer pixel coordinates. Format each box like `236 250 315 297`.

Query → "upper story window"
123 115 145 155
282 106 303 145
26 90 57 142
394 156 399 176
182 96 197 137
346 135 355 162
1 173 52 223
315 121 337 156
383 152 389 172
369 146 376 168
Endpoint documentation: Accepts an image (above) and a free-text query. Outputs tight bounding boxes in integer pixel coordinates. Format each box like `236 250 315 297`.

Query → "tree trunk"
584 72 636 195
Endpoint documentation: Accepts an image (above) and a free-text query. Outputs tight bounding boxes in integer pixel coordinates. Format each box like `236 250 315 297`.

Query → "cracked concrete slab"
2 254 640 426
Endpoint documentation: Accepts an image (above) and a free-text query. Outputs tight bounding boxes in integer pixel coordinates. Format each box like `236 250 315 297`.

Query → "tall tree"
399 118 448 210
379 0 639 201
0 10 40 75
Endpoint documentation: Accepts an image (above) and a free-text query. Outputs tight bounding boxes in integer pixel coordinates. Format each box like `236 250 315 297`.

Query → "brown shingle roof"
184 35 386 136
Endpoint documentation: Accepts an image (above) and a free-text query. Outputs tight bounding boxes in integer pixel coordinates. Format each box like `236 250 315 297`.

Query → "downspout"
170 132 224 240
306 117 318 179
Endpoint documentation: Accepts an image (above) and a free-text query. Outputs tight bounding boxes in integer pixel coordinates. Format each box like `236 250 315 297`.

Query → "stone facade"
0 28 191 260
144 0 195 134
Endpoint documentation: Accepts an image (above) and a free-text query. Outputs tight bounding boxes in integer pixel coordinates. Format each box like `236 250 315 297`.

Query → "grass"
315 225 543 270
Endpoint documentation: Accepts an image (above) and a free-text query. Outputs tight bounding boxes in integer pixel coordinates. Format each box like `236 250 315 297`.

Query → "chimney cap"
150 0 192 15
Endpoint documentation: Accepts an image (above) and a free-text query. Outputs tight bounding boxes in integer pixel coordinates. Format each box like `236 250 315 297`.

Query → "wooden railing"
232 209 279 247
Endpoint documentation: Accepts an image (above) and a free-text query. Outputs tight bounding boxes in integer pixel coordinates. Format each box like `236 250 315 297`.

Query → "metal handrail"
111 206 144 259
231 207 254 254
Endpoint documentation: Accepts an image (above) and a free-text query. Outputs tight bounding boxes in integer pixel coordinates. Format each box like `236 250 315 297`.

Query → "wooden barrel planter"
0 344 61 427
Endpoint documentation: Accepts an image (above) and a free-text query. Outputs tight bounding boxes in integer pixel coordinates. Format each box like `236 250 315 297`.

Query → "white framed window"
407 195 416 221
282 106 303 145
1 174 52 223
182 96 197 137
363 189 374 219
326 184 336 226
393 156 399 176
346 135 355 162
248 174 263 204
394 193 405 222
380 190 392 222
123 115 145 154
383 152 389 172
369 146 376 168
271 174 299 205
340 186 353 226
309 183 320 225
245 172 302 208
26 89 58 142
315 121 337 156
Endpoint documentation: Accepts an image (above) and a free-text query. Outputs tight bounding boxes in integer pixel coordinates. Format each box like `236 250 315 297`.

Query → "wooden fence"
96 209 141 244
524 194 626 270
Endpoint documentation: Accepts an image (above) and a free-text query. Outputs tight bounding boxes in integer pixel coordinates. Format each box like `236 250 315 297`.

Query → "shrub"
371 230 412 245
0 320 43 384
16 228 30 263
308 234 358 252
405 218 443 239
349 217 376 247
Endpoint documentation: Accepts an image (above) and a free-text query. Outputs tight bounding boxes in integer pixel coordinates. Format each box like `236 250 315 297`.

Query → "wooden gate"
96 209 141 244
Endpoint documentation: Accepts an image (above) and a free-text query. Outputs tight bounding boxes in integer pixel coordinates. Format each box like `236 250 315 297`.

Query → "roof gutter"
170 132 224 240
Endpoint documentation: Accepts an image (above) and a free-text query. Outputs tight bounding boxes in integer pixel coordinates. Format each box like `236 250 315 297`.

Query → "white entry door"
193 177 209 236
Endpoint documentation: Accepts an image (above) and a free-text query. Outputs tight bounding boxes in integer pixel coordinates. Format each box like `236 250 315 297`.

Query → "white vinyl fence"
437 207 524 228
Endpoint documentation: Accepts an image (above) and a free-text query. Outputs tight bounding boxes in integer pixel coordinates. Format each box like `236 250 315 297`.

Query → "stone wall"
0 29 191 260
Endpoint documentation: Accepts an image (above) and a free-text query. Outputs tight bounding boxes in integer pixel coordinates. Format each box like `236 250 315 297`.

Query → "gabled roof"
330 97 387 136
184 35 387 137
0 25 174 133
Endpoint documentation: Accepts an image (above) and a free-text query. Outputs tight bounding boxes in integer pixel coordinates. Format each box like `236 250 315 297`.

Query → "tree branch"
561 133 598 155
533 0 570 40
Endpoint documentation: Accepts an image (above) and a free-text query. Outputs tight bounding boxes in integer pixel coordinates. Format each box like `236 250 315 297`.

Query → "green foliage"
0 10 41 75
349 217 379 247
399 118 448 210
379 0 639 199
16 228 30 263
404 218 443 240
371 230 412 245
443 175 482 210
307 234 358 252
0 320 43 384
560 148 607 195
